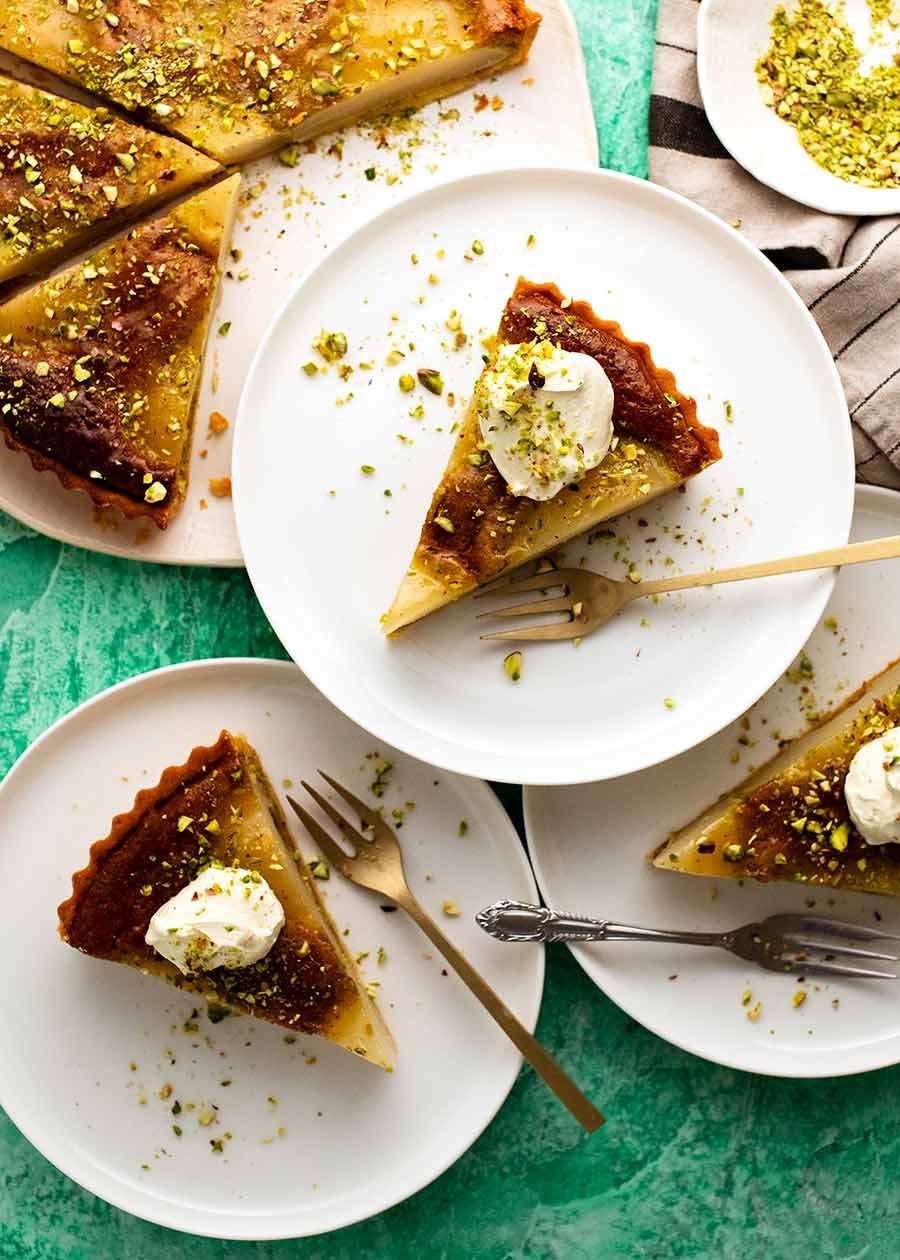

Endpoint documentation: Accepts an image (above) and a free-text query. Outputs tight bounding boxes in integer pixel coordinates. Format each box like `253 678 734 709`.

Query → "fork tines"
766 913 900 980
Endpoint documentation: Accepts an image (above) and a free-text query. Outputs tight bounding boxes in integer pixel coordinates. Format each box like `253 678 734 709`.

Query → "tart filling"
383 278 721 633
651 656 900 896
59 730 395 1068
0 174 239 527
0 0 540 164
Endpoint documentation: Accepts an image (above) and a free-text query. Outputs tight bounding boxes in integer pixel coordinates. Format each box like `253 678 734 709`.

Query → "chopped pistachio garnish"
143 478 166 504
503 651 523 682
360 464 375 475
757 0 900 188
398 373 415 392
313 330 348 362
417 368 444 395
442 899 461 917
310 858 330 880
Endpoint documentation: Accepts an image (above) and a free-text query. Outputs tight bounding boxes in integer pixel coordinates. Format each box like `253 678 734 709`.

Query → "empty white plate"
526 486 900 1078
234 164 853 785
0 658 543 1238
698 0 900 215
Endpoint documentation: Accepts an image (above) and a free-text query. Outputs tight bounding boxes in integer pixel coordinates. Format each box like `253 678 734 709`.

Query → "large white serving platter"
0 658 543 1238
0 0 595 564
526 486 900 1078
234 164 853 785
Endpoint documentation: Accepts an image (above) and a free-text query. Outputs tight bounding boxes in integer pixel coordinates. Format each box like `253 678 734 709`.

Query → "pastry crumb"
208 477 232 498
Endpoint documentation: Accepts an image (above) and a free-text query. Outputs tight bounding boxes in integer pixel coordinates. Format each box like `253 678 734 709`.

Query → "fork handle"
477 900 722 947
636 533 900 597
397 892 604 1133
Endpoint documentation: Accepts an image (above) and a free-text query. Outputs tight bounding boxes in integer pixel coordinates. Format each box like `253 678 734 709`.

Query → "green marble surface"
2 4 892 1258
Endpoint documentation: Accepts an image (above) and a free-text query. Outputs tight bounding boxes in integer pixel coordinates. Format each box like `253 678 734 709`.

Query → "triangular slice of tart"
383 279 722 634
651 657 900 896
0 73 222 289
0 173 240 528
0 0 540 165
58 731 395 1069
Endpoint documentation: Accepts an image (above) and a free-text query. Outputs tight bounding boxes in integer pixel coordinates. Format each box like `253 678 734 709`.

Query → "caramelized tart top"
59 731 358 1036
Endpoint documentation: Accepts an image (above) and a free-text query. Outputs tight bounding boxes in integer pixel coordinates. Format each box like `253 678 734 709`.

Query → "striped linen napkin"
649 0 900 490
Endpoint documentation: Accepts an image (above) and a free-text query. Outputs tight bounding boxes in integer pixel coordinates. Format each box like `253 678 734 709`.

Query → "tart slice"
58 731 395 1069
0 0 540 165
0 173 240 528
651 657 900 896
383 279 722 634
0 73 221 288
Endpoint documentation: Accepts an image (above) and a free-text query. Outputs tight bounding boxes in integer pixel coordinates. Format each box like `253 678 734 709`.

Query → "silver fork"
476 901 900 979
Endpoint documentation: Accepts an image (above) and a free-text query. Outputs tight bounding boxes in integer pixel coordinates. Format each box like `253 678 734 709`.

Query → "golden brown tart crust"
651 657 900 896
416 279 721 589
59 732 358 1037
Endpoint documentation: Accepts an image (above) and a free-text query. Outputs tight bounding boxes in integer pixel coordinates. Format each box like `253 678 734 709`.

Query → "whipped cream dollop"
145 865 285 975
478 339 615 500
845 727 900 845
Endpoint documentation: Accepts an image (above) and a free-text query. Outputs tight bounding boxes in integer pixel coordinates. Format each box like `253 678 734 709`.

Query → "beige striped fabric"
649 0 900 490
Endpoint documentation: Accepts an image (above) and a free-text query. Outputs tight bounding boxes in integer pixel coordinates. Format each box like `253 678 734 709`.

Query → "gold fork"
286 773 604 1133
476 533 900 643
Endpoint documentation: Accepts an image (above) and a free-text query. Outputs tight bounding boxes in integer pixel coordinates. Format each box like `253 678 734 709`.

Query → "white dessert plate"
0 0 595 565
526 485 900 1078
0 658 543 1240
234 164 853 786
698 0 900 216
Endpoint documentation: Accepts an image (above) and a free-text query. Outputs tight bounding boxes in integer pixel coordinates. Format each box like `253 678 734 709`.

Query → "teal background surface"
3 3 896 1257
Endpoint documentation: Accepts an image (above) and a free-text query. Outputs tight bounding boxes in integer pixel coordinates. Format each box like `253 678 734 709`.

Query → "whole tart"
0 0 540 164
58 730 395 1068
651 657 900 896
0 173 240 528
0 72 221 288
383 278 722 633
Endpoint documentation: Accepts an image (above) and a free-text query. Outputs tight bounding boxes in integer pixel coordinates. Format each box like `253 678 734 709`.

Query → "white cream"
845 727 900 845
145 865 285 975
478 340 615 500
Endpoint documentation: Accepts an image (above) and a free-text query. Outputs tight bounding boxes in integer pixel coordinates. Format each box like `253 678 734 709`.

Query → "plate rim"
233 161 855 787
524 483 900 1081
0 655 545 1240
697 0 900 217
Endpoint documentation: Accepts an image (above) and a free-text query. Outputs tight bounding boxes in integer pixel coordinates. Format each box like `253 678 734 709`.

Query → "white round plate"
698 0 900 216
0 658 542 1239
0 2 595 566
234 165 853 786
526 486 900 1078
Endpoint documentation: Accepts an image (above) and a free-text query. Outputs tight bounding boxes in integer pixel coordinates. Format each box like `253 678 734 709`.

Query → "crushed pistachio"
758 0 900 188
313 330 348 362
503 651 523 682
417 368 444 395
